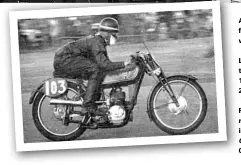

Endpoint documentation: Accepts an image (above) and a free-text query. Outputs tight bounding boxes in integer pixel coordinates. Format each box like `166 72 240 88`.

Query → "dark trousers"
54 55 106 109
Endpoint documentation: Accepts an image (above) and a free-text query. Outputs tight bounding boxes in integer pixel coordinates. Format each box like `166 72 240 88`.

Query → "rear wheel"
32 82 86 141
148 76 207 135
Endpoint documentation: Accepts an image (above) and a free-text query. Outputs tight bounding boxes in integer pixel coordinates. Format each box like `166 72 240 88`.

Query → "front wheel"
148 76 207 135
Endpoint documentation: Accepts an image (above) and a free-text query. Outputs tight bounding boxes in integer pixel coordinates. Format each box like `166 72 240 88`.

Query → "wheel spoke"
183 110 189 116
180 109 193 121
178 81 188 97
154 102 173 110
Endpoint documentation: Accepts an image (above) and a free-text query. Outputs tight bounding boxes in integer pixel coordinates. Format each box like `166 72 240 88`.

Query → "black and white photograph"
9 2 226 151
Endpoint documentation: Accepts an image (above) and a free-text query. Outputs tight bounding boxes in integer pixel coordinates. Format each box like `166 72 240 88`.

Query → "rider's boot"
81 104 108 129
83 77 107 114
80 111 97 129
81 79 107 128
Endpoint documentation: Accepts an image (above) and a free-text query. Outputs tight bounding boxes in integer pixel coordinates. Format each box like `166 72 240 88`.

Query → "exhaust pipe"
50 99 83 106
50 98 110 106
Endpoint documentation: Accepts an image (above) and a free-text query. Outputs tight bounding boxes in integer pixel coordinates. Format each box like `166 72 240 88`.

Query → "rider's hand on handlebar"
124 56 132 66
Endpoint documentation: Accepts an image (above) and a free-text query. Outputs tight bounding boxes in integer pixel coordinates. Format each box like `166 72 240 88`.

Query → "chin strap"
95 33 109 45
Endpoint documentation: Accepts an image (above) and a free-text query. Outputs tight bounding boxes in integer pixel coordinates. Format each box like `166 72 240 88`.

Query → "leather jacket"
54 35 125 72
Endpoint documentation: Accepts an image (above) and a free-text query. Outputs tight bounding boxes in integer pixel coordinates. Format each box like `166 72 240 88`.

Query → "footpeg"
80 114 98 129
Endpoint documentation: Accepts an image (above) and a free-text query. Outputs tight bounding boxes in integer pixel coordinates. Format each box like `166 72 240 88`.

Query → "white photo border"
9 1 227 152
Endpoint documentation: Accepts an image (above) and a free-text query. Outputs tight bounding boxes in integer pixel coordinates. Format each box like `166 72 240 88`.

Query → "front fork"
155 69 180 107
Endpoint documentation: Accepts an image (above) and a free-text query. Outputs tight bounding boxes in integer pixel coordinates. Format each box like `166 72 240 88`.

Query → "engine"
108 87 126 124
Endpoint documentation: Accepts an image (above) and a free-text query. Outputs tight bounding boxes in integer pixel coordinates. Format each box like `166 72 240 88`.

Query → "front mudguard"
146 75 198 121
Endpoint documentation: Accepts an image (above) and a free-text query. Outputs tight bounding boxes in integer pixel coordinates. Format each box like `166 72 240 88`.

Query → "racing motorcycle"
29 43 207 141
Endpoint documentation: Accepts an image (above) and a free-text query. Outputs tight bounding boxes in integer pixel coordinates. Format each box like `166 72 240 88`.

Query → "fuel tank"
102 64 141 87
54 64 143 89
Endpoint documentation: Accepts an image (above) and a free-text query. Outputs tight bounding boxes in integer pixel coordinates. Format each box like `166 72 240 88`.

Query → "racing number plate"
44 78 67 97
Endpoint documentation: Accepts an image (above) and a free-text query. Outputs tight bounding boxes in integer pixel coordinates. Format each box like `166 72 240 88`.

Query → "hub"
53 105 67 120
168 96 187 115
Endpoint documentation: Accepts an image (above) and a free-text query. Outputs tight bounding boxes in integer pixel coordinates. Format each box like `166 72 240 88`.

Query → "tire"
32 82 86 141
148 75 207 135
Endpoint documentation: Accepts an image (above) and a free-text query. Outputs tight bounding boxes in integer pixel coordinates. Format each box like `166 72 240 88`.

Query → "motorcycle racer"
53 17 131 120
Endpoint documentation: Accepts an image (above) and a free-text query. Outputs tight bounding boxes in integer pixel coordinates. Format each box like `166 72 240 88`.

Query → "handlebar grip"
131 54 138 58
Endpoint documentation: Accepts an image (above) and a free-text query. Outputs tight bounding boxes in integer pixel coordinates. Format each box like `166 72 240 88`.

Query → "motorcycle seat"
53 71 78 79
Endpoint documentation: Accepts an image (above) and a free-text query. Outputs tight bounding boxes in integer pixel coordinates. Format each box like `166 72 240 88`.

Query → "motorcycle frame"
29 53 188 129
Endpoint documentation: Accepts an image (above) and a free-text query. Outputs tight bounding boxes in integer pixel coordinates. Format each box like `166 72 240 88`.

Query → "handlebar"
131 51 160 70
130 51 146 59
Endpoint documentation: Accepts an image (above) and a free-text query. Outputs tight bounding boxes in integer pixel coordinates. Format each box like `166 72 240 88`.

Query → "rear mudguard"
146 75 198 121
29 83 44 104
28 79 80 104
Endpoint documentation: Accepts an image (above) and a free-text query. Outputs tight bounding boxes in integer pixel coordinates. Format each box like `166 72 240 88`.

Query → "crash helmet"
98 17 119 35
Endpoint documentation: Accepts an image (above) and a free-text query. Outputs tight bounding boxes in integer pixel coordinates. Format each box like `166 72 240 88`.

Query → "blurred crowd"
18 9 213 50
